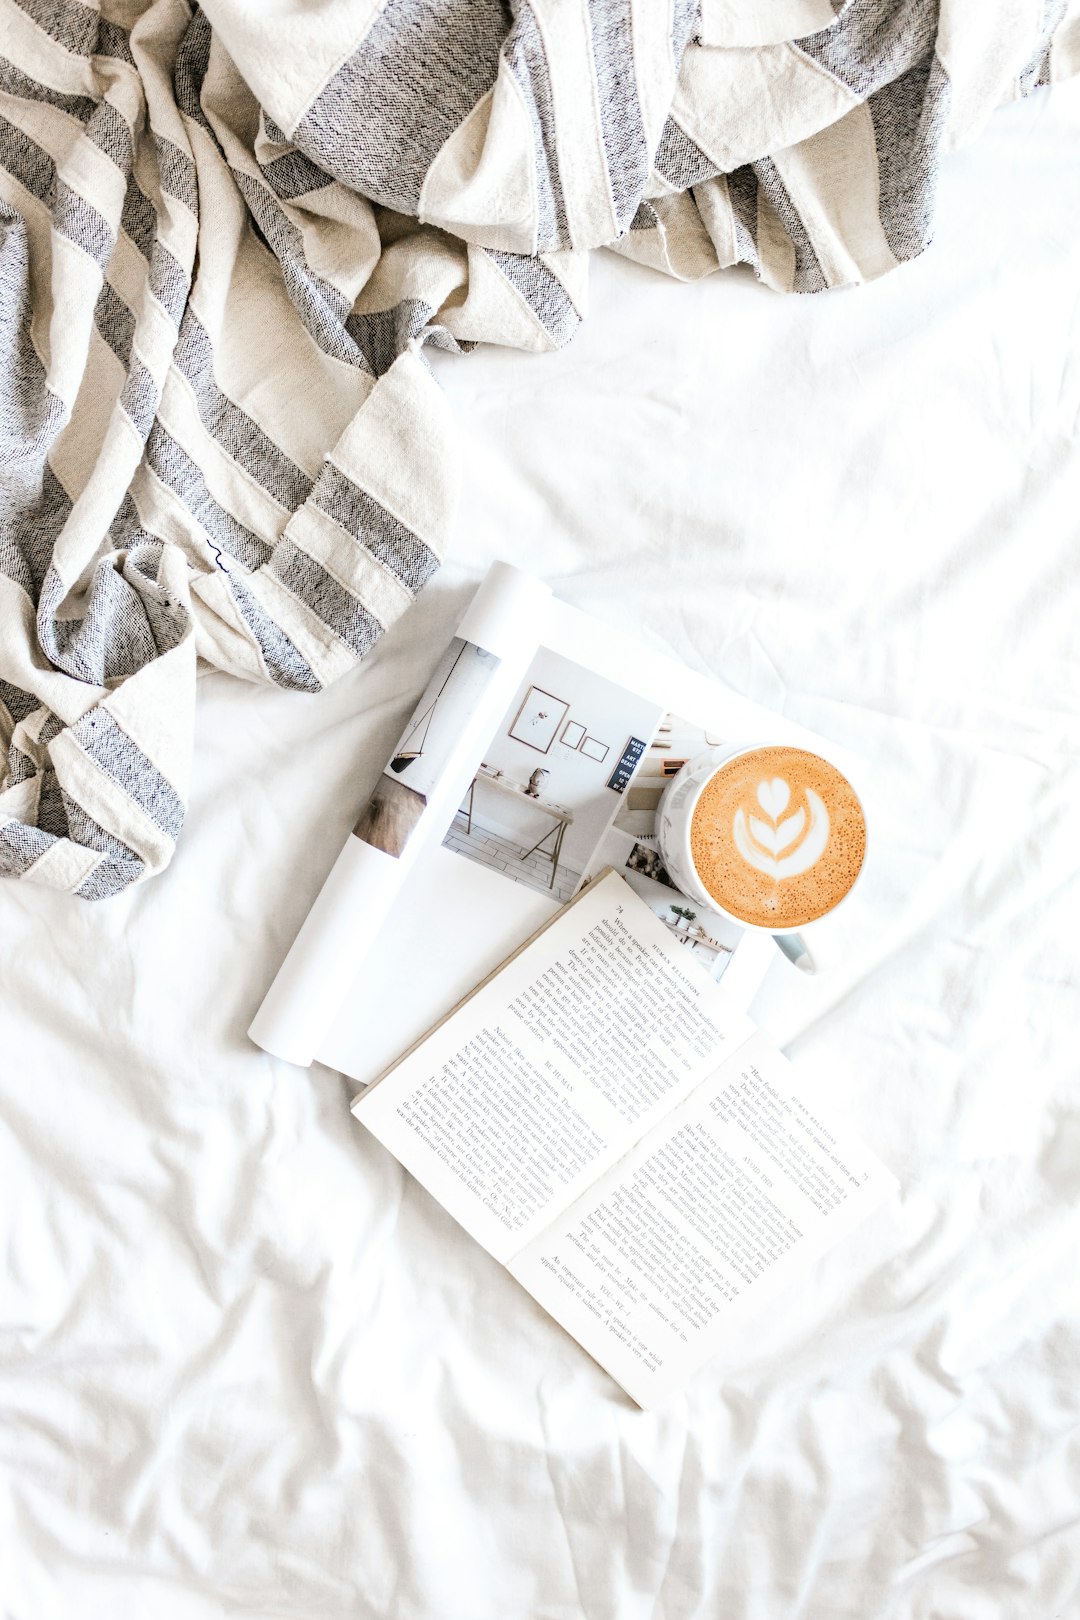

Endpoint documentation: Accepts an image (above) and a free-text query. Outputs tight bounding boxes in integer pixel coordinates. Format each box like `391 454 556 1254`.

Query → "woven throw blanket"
1 0 1075 899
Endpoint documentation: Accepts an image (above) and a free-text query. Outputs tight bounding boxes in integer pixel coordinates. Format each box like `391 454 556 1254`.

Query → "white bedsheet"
2 80 1079 1620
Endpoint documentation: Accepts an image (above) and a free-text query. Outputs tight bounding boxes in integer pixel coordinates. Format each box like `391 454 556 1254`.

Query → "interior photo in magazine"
438 647 747 982
439 646 665 902
355 638 501 857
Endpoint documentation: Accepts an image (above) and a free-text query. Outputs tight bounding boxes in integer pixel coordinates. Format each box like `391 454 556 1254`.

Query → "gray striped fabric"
0 0 1076 897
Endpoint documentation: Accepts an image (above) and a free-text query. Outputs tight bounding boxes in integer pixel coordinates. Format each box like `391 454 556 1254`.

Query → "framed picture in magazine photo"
509 686 569 753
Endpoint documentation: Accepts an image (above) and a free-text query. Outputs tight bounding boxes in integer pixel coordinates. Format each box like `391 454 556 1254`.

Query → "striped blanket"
1 0 1075 898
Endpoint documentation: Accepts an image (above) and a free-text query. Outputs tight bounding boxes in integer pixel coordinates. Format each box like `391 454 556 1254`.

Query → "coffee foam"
689 746 865 928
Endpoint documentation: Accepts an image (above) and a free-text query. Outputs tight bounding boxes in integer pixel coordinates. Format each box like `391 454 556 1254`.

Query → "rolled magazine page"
248 565 553 1065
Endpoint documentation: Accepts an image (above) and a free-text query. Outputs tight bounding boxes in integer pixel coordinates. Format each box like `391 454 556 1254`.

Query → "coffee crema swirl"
689 746 865 929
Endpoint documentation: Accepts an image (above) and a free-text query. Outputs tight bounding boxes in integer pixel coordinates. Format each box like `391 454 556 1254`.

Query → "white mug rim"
659 741 869 936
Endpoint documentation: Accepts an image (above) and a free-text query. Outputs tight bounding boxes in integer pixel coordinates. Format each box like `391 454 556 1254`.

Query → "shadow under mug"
656 744 868 975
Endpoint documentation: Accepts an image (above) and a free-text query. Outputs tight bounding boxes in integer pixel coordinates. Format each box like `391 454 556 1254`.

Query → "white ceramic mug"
657 744 868 974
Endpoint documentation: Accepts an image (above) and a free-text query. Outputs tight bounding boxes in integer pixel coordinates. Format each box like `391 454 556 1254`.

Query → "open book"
250 563 871 1083
353 869 897 1409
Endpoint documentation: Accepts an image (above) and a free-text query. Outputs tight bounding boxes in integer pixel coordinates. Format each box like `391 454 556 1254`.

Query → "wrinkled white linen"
1 78 1079 1620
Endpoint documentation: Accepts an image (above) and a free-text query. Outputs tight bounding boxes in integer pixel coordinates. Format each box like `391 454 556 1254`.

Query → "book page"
508 1033 898 1408
352 871 755 1264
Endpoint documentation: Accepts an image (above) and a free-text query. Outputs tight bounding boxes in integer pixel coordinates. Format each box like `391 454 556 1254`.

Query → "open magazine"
250 564 851 1084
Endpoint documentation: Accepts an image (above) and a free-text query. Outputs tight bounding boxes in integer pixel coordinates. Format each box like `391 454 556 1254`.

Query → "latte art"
733 778 830 880
689 747 865 929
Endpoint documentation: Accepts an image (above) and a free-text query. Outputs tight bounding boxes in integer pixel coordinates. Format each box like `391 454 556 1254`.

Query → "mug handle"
772 932 816 974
